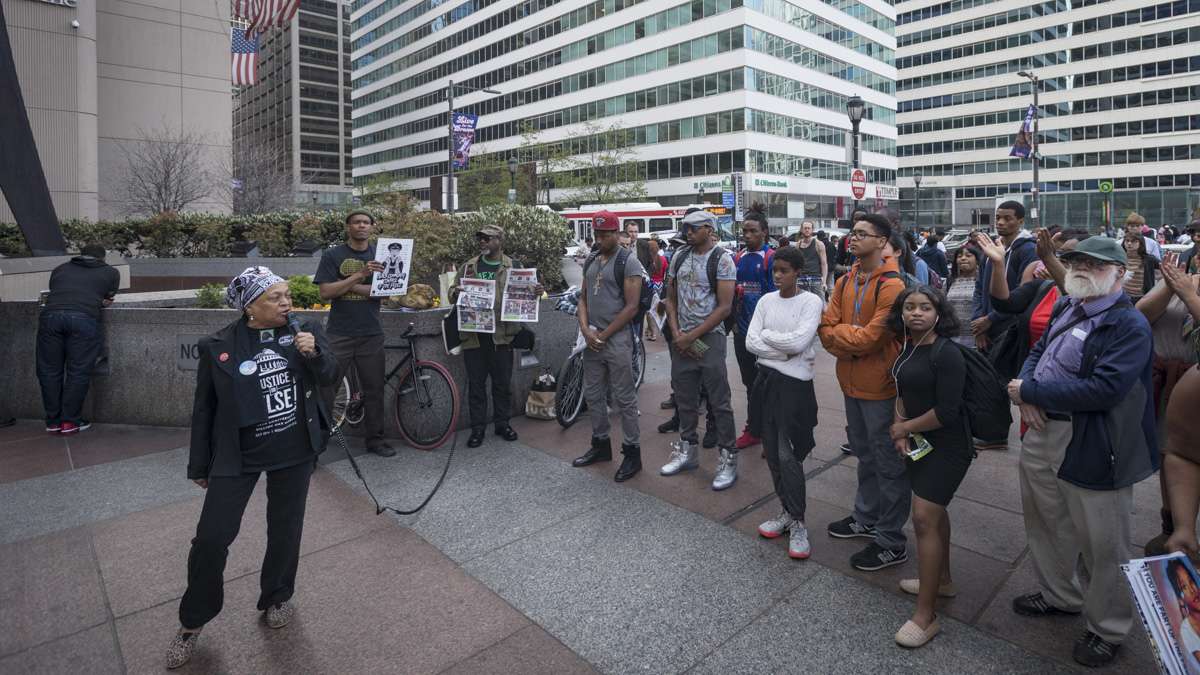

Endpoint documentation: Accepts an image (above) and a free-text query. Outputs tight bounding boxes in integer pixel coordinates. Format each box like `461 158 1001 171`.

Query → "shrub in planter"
452 205 573 290
375 198 456 290
196 283 226 309
287 275 322 309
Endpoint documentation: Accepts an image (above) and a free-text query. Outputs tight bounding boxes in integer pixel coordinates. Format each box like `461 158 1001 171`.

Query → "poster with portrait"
500 268 539 322
370 237 413 297
1122 552 1200 674
457 277 496 333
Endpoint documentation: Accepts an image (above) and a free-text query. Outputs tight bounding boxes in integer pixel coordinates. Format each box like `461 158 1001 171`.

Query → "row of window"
746 109 895 154
745 28 894 95
354 0 570 72
899 83 1200 135
898 0 1069 48
354 0 528 52
745 68 894 125
897 0 1002 26
1070 26 1198 63
900 4 1198 69
900 143 1200 178
299 13 338 34
898 114 1200 157
954 174 1200 200
354 0 732 105
900 79 1045 114
816 0 893 32
298 32 344 53
744 0 894 65
749 150 895 183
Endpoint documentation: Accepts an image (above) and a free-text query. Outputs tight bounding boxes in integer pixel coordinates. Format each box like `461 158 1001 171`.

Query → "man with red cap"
572 210 645 481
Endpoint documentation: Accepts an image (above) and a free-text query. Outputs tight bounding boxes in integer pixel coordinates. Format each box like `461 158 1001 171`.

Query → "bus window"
649 218 673 232
621 218 645 234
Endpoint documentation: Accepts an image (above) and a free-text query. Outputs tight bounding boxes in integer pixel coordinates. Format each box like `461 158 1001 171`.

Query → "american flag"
236 0 300 33
231 27 259 86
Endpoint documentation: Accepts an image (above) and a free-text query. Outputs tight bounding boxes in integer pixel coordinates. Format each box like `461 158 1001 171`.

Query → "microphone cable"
330 424 456 516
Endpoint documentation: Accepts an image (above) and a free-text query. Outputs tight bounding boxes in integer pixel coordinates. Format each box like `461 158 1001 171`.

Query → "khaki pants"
1019 419 1133 643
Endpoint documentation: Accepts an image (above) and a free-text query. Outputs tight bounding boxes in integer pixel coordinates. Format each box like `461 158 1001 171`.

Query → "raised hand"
973 232 1005 263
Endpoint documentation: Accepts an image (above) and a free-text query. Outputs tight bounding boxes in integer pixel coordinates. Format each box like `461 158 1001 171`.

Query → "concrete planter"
0 301 576 432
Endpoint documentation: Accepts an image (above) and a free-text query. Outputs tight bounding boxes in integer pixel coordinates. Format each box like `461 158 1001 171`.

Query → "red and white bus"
558 203 732 242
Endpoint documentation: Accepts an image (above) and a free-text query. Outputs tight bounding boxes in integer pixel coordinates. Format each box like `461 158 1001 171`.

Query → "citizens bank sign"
28 0 79 7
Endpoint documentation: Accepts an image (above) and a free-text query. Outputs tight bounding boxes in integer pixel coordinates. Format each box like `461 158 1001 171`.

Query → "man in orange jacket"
818 213 910 572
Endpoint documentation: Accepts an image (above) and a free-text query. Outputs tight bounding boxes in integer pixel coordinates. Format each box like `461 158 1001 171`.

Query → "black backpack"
672 245 735 333
931 339 1013 442
583 248 653 318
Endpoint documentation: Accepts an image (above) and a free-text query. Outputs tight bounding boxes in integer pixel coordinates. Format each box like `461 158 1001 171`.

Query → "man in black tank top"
795 221 828 299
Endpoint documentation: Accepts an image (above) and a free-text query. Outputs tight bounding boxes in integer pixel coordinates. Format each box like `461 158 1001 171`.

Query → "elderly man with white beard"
1004 237 1158 668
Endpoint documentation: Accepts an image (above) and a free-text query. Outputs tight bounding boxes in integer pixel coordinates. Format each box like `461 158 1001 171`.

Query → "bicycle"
553 289 646 428
330 323 460 450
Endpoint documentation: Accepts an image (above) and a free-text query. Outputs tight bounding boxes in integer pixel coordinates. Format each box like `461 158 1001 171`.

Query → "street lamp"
446 79 500 215
698 187 705 204
913 171 922 229
846 95 865 211
310 190 318 208
507 156 518 204
1017 70 1041 229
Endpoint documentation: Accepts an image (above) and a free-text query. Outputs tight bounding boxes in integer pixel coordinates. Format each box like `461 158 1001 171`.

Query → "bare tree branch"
217 140 297 215
115 125 214 216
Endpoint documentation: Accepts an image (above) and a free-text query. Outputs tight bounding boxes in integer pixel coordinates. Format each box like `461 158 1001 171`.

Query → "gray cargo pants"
583 328 639 445
671 332 737 450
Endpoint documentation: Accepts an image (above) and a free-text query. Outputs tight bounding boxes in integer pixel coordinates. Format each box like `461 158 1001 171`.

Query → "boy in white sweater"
746 245 825 559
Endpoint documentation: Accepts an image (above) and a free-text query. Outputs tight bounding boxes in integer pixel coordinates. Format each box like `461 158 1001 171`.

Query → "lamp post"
846 95 865 212
1017 70 1041 229
698 187 705 205
913 171 922 229
310 190 318 208
507 156 518 204
446 78 500 215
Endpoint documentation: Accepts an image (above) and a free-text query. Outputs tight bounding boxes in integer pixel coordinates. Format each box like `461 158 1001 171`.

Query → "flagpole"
1018 70 1040 230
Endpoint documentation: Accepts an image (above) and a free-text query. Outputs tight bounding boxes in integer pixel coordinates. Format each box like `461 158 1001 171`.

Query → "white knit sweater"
745 290 823 381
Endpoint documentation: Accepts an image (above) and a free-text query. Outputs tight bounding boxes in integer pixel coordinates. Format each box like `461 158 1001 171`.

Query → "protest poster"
457 277 496 333
501 268 540 322
1122 552 1200 674
370 237 413 297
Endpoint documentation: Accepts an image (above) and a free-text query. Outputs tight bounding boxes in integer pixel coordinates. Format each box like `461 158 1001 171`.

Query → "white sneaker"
660 440 698 476
711 448 738 491
757 510 793 539
788 525 811 559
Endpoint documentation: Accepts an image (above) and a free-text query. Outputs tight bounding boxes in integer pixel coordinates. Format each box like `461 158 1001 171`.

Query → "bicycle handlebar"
383 323 441 348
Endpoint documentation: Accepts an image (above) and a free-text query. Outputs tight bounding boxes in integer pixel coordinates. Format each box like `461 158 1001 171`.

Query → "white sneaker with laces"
757 510 793 539
788 525 811 559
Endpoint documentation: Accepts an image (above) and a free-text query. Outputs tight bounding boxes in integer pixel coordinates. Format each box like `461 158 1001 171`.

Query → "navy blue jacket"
916 244 948 278
1018 294 1157 490
973 234 1038 324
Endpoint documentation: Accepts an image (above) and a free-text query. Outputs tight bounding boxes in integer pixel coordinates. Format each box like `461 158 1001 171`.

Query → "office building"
232 0 355 209
349 0 898 228
1 0 232 222
895 0 1200 230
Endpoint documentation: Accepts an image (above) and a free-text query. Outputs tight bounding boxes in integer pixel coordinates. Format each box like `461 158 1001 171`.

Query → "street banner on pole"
732 172 745 222
451 113 478 170
1009 105 1036 159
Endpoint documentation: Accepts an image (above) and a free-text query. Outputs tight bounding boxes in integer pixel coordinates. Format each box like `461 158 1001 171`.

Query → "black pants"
179 460 314 629
463 335 513 432
325 333 386 448
759 369 818 520
36 310 103 425
732 330 762 437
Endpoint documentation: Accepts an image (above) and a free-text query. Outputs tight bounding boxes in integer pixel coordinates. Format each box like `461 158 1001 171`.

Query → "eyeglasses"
849 230 884 240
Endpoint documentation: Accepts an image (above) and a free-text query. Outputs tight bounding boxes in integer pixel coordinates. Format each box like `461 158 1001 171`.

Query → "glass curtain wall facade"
895 0 1200 231
350 0 898 225
233 0 354 207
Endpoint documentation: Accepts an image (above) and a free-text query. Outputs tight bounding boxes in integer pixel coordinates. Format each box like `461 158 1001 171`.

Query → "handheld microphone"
286 313 303 335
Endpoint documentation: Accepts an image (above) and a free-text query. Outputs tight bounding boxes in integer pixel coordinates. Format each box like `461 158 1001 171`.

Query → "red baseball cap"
592 210 620 232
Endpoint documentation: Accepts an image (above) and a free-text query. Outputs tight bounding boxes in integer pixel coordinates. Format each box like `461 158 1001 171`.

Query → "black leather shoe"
1073 631 1119 667
467 430 485 448
657 417 679 434
573 437 612 467
615 444 642 482
495 425 519 442
702 427 718 449
367 443 396 458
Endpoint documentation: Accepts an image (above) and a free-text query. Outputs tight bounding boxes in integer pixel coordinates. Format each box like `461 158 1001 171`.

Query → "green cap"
1059 236 1127 266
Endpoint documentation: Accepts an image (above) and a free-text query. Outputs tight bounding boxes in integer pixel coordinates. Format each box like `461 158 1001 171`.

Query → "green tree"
555 121 647 206
457 150 536 210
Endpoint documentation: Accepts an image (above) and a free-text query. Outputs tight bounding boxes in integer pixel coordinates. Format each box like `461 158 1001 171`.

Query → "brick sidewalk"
0 340 1158 673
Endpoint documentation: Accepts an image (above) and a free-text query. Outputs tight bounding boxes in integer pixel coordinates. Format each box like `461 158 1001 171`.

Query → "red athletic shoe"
735 429 761 449
60 422 79 435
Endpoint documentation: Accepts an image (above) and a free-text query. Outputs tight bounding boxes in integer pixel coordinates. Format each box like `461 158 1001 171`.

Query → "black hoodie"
43 256 120 319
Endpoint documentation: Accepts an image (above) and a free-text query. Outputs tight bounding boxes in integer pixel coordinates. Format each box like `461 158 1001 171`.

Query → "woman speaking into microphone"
166 267 338 669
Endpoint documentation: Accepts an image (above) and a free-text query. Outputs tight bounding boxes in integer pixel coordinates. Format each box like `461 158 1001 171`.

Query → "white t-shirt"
744 290 824 381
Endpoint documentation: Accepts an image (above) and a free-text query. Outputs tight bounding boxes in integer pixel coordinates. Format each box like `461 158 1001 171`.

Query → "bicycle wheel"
555 353 586 428
632 335 646 389
394 361 459 450
331 376 352 430
345 395 365 426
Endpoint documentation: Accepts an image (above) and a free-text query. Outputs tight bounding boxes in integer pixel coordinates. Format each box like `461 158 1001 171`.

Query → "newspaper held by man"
457 277 496 333
369 237 414 297
501 268 540 323
1121 552 1200 674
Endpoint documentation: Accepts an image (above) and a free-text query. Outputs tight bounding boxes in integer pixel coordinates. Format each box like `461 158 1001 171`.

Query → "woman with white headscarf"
166 267 338 669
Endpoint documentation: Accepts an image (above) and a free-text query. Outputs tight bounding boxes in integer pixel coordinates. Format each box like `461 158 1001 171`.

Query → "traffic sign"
1099 180 1113 193
850 169 866 200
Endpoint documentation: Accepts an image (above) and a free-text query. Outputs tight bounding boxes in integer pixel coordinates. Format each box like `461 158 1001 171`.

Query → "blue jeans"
36 311 102 425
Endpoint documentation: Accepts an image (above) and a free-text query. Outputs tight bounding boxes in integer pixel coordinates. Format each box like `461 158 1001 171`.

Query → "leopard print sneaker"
265 600 295 629
165 629 201 669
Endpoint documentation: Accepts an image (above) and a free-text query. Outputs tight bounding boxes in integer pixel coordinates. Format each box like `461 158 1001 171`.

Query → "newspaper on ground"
1121 552 1200 674
501 268 540 323
457 277 496 333
370 237 414 297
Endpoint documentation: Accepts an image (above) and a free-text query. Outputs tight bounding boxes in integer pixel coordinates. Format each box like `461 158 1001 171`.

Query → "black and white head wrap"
226 266 285 311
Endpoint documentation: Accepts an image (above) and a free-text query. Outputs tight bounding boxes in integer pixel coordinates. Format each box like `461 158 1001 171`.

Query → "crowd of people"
25 205 1200 669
